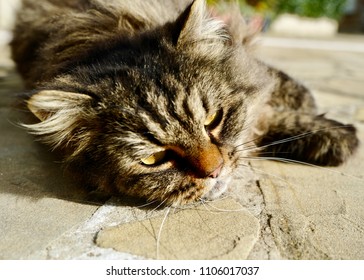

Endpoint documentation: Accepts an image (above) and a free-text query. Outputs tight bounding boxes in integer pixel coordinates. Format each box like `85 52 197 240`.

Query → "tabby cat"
11 0 358 206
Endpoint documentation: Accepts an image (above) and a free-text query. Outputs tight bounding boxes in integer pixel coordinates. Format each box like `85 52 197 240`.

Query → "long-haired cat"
11 0 358 206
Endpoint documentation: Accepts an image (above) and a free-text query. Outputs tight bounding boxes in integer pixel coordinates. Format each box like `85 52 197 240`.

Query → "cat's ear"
174 0 228 53
27 90 92 121
24 90 93 150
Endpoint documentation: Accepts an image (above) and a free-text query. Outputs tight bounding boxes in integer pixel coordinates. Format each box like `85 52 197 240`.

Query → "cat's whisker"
140 198 169 219
237 163 298 188
202 192 236 204
199 198 214 213
168 199 205 212
234 135 263 150
241 156 363 181
252 151 292 155
156 206 171 260
236 125 356 154
135 199 160 209
234 156 305 195
198 197 227 215
205 202 246 213
200 196 247 213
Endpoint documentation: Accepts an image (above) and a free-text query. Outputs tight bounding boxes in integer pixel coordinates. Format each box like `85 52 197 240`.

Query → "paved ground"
1 35 364 260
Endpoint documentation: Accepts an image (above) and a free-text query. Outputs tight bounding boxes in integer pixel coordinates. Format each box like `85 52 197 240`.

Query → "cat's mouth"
202 178 231 201
164 174 232 206
166 153 236 205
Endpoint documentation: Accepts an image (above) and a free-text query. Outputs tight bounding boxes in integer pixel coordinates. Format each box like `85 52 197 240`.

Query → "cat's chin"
202 177 232 201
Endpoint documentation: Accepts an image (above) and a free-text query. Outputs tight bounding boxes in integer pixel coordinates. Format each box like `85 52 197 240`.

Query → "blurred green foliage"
274 0 346 20
207 0 347 20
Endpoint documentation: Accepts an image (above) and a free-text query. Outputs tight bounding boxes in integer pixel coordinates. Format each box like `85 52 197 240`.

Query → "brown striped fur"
11 0 359 205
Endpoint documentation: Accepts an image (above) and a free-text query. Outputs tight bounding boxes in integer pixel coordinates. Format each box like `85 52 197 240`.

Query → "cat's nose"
208 163 223 178
188 142 224 179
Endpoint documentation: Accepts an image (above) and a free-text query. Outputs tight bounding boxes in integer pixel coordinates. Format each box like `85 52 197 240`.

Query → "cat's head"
24 0 273 205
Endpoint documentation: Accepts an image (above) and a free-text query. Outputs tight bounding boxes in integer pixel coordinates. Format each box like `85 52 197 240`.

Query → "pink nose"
185 142 224 179
208 163 223 179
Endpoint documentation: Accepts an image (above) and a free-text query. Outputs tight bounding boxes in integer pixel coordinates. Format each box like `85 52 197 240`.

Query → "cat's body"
11 0 358 205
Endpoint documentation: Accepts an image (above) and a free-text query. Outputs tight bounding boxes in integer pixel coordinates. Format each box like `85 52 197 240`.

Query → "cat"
11 0 359 206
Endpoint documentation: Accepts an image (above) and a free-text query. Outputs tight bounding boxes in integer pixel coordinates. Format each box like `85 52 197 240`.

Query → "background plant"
208 0 347 20
273 0 346 20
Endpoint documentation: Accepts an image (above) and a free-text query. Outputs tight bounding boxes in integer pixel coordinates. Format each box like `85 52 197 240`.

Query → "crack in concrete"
210 235 241 259
246 178 282 259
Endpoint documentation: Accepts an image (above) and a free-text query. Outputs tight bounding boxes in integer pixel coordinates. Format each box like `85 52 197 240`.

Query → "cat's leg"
254 109 359 166
265 65 317 114
253 65 358 166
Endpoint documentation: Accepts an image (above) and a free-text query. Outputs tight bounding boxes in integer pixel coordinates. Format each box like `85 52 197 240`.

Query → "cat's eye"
204 112 217 126
204 110 223 130
141 150 167 166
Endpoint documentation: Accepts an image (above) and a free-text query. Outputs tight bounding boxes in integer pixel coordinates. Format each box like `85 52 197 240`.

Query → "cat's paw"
311 121 359 166
256 113 359 166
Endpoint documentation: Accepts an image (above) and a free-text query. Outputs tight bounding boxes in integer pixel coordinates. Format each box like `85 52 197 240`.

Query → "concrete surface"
1 35 364 260
96 198 260 260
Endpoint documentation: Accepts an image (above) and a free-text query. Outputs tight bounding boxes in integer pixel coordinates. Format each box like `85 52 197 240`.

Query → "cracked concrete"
96 199 260 260
246 180 282 260
1 33 364 259
250 134 364 259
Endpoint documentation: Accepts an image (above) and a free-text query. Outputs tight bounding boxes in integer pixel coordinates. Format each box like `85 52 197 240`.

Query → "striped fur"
12 0 358 205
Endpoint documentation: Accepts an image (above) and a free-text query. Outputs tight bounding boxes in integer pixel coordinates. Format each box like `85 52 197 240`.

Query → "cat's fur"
11 0 358 205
